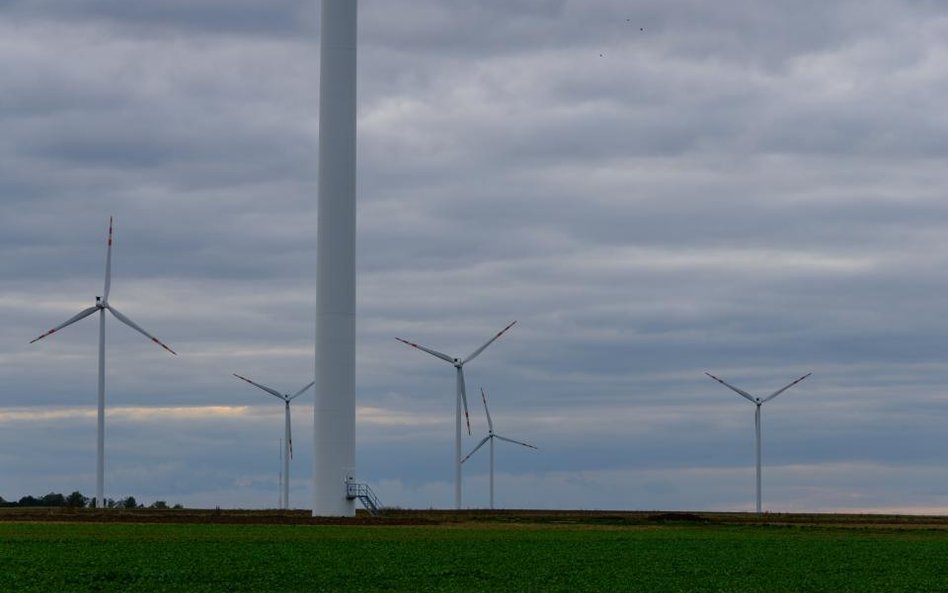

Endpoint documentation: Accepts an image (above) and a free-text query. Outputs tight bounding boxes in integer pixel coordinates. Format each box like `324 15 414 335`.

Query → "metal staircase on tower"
346 481 382 516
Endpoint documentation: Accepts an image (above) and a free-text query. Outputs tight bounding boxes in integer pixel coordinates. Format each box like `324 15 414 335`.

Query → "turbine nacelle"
95 297 107 309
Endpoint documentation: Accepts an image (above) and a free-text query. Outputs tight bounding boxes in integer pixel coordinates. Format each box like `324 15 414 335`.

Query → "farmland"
1 509 947 592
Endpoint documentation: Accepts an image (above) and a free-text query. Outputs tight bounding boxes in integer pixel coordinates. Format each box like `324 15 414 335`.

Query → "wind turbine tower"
705 371 810 513
314 0 358 516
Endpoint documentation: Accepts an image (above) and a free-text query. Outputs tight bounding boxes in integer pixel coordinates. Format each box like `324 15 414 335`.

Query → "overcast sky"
2 0 948 512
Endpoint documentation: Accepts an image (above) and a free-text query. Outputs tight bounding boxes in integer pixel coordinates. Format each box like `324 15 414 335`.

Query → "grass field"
1 510 947 592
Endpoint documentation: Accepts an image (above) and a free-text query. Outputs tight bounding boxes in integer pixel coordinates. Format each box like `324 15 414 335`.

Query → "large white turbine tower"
397 321 517 509
234 374 313 510
705 371 811 513
30 218 176 508
461 388 537 509
314 0 358 516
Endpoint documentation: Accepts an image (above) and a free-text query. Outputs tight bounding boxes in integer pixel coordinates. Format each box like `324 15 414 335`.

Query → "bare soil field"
2 506 947 529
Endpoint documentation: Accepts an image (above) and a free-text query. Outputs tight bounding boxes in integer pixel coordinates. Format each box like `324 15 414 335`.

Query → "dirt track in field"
2 507 948 529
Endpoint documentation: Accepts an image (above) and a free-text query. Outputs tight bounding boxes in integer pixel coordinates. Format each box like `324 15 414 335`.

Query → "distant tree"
105 498 117 509
18 495 39 507
65 491 89 508
120 496 137 509
40 492 66 507
149 500 169 510
172 504 184 510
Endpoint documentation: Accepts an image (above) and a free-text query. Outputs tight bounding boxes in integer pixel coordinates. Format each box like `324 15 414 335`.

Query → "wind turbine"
234 374 314 510
705 371 811 513
461 388 537 509
396 320 517 509
30 218 176 509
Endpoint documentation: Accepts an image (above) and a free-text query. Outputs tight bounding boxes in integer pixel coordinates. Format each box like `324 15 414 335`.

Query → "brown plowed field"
2 507 947 529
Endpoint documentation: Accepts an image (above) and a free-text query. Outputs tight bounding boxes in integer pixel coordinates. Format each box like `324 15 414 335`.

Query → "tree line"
0 491 182 509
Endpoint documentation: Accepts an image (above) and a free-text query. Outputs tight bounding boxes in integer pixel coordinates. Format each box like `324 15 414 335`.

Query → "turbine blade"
395 337 455 364
762 372 812 403
103 217 113 301
461 436 491 463
287 402 293 460
481 388 494 432
29 306 99 344
233 374 285 400
289 381 315 401
495 434 538 450
459 367 471 435
463 321 517 364
107 305 177 355
705 372 756 403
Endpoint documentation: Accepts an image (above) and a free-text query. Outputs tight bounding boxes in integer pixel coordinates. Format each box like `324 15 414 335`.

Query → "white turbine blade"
103 217 113 301
233 374 285 400
459 367 471 435
762 372 812 403
481 388 494 432
288 380 315 401
705 372 756 403
287 402 293 460
395 337 455 364
29 306 99 344
463 321 517 364
495 434 538 450
106 305 177 355
461 436 490 463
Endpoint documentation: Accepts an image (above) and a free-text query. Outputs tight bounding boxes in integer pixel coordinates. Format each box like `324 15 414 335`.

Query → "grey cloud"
4 0 948 511
7 0 316 37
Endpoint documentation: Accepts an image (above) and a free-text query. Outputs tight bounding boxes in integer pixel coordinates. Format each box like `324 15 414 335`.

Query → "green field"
1 511 947 592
